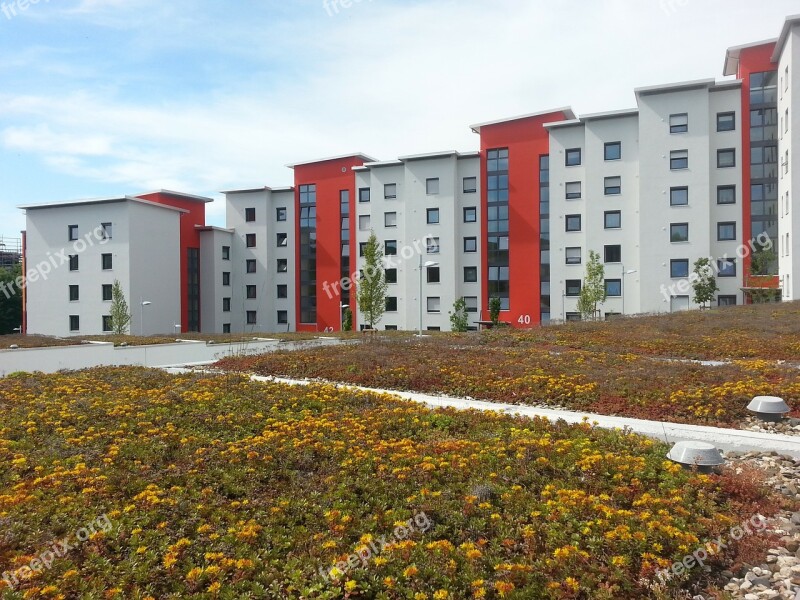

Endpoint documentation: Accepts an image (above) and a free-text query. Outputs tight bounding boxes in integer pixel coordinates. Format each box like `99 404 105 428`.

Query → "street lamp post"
140 299 152 336
418 255 439 336
621 266 637 315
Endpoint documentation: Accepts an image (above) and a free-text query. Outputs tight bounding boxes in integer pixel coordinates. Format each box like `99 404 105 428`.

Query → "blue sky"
1 0 798 234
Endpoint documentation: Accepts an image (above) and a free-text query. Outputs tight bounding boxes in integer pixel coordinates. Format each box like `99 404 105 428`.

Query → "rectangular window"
277 233 288 247
464 296 478 313
222 246 230 260
718 258 736 277
717 185 736 205
604 176 621 195
717 222 737 241
427 237 440 254
670 187 689 206
359 188 371 203
464 237 477 253
277 310 288 325
102 315 112 332
717 148 736 168
101 253 112 270
669 113 688 134
670 150 689 170
246 234 256 248
69 255 78 271
385 240 398 256
605 279 622 297
426 208 440 224
604 142 621 161
246 259 256 273
223 324 231 333
670 223 689 242
427 267 440 283
565 247 581 265
717 112 736 132
565 148 581 166
384 212 397 227
246 285 257 299
384 183 397 199
565 280 581 297
101 222 112 239
385 268 397 284
385 297 398 312
565 214 582 232
566 312 582 322
69 315 80 332
604 245 621 263
464 266 478 282
222 298 231 312
277 259 288 272
102 284 112 301
426 297 441 313
222 272 231 286
276 207 287 221
69 285 79 301
718 295 737 306
463 207 477 223
359 242 367 257
358 215 371 231
246 311 257 325
245 207 256 222
670 259 689 278
463 177 477 193
604 211 621 229
277 284 288 299
68 225 78 241
565 181 582 199
426 178 440 195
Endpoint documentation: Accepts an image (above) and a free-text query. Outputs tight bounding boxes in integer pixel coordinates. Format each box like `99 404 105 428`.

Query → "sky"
0 0 797 235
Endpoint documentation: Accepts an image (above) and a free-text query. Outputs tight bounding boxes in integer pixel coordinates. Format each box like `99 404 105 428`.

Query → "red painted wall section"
478 110 571 328
292 157 365 332
735 43 780 294
137 191 208 332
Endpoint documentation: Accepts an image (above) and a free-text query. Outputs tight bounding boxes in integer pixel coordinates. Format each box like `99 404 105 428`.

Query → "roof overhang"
137 189 214 203
470 107 576 134
18 195 188 213
286 153 378 169
635 78 716 97
723 38 778 76
772 14 800 63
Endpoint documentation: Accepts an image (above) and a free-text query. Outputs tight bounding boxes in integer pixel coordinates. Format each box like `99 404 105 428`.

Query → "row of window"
67 284 116 302
68 315 116 332
668 111 737 135
66 254 114 271
383 296 479 314
357 206 479 230
68 223 112 242
243 207 288 223
359 178 479 202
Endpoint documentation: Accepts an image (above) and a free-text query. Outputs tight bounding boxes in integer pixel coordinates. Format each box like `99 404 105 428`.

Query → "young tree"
691 257 718 309
578 250 606 321
449 297 469 332
356 232 388 330
0 264 22 335
748 245 780 303
489 296 501 326
342 308 353 332
109 280 132 335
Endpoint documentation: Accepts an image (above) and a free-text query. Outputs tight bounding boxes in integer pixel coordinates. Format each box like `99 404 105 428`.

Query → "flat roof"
580 108 639 121
635 78 717 96
723 38 778 76
360 159 404 169
18 195 188 213
543 118 582 130
772 14 800 63
221 185 295 194
710 79 743 92
398 150 463 162
137 189 214 203
196 225 234 233
470 107 576 133
286 153 378 169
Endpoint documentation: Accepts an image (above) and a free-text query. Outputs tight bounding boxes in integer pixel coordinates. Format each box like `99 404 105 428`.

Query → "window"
246 234 256 248
463 207 477 223
246 259 256 273
717 222 737 241
223 297 232 312
223 324 231 333
718 258 736 277
69 255 79 271
605 279 622 297
427 267 440 283
604 176 621 195
101 222 112 239
565 181 582 199
565 280 582 296
670 296 690 313
277 259 288 272
566 313 582 322
359 242 367 257
277 284 288 299
246 311 257 325
69 285 79 302
717 112 736 132
68 225 78 241
385 268 397 284
604 211 621 229
426 178 440 195
384 183 397 199
464 266 478 282
385 325 398 331
222 246 230 260
385 297 398 312
464 296 478 313
464 237 477 253
359 188 371 203
565 247 581 265
358 215 371 231
277 311 288 325
670 187 689 206
277 233 288 247
427 237 440 254
276 207 287 221
427 208 440 225
463 177 477 193
565 148 581 166
245 208 256 222
384 212 397 227
102 284 112 301
565 214 582 232
717 185 736 205
222 272 231 286
385 240 398 256
717 148 736 168
604 142 621 161
426 297 441 313
718 295 737 307
670 150 688 170
670 259 689 278
246 285 257 299
670 223 689 243
69 315 79 332
102 316 112 332
101 254 112 270
604 245 621 263
669 113 688 134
